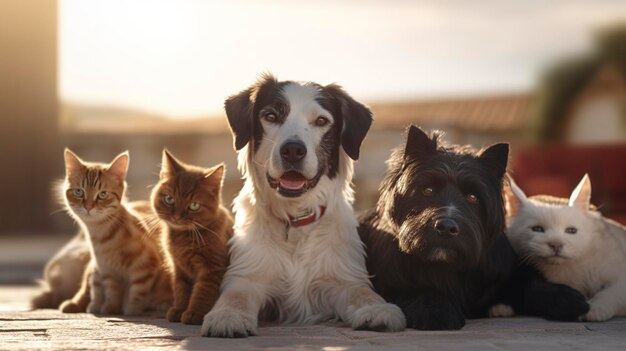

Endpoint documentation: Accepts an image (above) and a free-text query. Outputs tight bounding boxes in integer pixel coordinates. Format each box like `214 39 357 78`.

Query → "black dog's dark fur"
359 126 589 330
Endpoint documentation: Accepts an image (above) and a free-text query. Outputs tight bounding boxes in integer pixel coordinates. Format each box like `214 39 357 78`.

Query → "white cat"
505 174 626 322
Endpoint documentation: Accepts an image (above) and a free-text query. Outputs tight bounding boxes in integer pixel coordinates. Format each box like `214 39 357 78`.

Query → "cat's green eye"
163 195 175 205
72 188 84 198
98 191 109 200
531 226 545 233
565 227 578 235
188 202 201 211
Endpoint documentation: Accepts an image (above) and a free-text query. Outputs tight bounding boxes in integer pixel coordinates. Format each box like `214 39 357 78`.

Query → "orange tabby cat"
151 150 233 325
59 149 172 315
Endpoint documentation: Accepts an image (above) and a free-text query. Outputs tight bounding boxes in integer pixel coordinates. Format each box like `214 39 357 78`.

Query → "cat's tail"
30 280 62 309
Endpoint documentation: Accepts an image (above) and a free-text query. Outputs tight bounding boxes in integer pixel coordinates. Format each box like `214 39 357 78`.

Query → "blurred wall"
0 1 58 234
51 125 522 233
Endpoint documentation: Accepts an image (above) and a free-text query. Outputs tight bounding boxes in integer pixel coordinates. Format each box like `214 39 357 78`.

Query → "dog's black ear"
404 125 437 162
224 88 254 150
325 84 373 160
224 74 278 150
479 143 509 179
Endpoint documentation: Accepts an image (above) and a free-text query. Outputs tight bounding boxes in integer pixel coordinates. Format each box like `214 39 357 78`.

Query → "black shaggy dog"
359 125 589 330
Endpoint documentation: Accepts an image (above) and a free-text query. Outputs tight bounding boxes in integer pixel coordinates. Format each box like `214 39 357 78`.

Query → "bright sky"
59 0 626 118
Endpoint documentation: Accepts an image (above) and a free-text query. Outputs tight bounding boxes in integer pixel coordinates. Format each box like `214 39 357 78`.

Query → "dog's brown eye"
565 227 577 235
467 194 479 204
263 113 277 123
422 187 434 196
315 116 329 127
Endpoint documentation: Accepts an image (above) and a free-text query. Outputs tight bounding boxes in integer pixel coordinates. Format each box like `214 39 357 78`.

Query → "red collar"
288 206 326 227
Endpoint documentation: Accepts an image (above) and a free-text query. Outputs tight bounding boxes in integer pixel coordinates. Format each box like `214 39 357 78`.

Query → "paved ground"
2 237 626 350
1 286 626 350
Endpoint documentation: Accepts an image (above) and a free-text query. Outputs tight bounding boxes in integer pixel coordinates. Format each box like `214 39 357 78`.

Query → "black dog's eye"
467 194 479 204
263 112 277 123
531 226 545 233
565 227 578 234
422 187 434 196
315 116 329 127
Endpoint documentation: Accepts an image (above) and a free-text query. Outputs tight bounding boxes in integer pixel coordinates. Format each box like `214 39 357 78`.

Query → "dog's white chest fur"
227 191 369 323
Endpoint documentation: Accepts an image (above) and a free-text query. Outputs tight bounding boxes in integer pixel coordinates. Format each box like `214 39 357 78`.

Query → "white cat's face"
507 202 598 263
505 175 600 265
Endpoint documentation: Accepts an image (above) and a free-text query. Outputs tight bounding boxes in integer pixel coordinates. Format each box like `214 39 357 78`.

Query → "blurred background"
0 0 625 285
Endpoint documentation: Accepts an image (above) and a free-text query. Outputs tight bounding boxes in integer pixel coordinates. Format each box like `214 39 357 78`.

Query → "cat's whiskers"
189 225 206 248
192 221 220 238
142 213 164 238
49 207 67 216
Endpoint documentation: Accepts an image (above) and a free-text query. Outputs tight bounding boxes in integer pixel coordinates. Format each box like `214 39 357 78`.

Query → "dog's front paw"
201 308 257 338
583 301 614 322
403 298 465 330
352 303 406 332
531 282 590 321
181 309 205 325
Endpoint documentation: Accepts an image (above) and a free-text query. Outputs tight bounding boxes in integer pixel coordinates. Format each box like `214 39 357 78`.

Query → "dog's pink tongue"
279 178 306 190
279 172 307 190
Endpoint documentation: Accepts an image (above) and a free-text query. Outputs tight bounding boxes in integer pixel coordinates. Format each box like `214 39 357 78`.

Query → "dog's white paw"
352 303 406 332
201 308 257 338
488 304 515 318
583 302 614 322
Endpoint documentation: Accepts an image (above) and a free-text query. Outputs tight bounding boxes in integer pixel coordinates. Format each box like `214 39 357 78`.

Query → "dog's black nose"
435 218 459 236
280 141 307 163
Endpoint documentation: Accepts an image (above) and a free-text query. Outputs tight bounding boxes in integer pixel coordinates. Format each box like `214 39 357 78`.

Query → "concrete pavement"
1 286 625 350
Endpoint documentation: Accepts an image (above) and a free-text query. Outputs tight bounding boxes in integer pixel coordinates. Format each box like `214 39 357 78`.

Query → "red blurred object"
510 144 626 225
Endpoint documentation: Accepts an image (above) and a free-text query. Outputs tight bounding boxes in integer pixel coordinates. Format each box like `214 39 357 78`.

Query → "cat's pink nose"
548 242 563 255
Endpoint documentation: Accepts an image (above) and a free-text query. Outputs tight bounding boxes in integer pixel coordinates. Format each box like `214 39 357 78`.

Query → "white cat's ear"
569 174 591 210
160 149 184 179
64 148 85 177
505 176 528 216
107 151 129 183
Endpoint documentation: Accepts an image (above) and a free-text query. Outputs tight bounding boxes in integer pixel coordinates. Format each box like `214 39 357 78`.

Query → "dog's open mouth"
267 170 322 197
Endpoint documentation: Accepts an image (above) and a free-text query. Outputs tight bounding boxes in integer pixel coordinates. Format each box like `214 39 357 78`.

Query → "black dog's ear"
224 74 278 150
324 84 373 160
479 143 509 179
404 125 437 162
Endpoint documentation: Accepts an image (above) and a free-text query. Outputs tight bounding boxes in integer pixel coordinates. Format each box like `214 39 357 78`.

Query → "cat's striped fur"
59 149 172 315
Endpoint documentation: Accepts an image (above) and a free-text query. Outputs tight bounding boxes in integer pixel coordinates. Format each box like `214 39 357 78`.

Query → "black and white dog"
201 74 405 337
359 126 589 330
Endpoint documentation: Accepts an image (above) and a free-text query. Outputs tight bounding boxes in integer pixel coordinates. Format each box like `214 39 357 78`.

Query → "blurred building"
0 0 59 234
1 3 624 236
